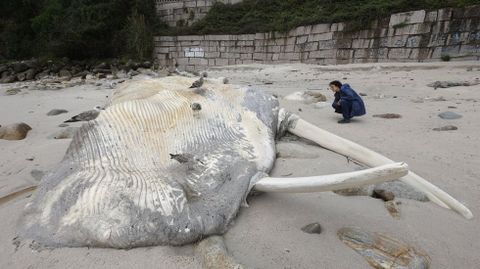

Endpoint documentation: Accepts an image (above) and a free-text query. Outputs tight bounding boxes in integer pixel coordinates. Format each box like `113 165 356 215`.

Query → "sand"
1 61 479 268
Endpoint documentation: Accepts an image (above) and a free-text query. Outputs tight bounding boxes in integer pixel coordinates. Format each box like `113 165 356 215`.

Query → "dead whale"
20 76 472 249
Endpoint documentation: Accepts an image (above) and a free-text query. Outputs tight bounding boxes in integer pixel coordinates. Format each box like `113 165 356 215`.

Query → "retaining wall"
154 5 480 71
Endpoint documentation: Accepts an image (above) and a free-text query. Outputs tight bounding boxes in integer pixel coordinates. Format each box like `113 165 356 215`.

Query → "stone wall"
154 5 480 71
156 0 242 27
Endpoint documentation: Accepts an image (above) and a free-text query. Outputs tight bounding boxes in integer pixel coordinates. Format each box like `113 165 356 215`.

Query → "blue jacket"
332 84 366 117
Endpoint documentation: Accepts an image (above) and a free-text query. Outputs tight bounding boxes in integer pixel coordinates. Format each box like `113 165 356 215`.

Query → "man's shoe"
338 119 351 124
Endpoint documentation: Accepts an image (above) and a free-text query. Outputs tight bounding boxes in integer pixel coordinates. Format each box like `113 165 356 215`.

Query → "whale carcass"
20 76 472 249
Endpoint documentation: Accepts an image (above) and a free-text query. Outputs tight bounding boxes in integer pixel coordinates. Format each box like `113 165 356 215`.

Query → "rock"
12 61 29 73
0 75 17 83
30 170 45 181
47 109 69 116
385 200 401 219
0 64 7 73
0 123 32 140
48 127 78 139
141 61 152 68
334 185 374 197
338 227 431 269
17 68 38 81
438 111 462 120
426 96 446 102
301 222 322 234
336 181 428 202
73 70 89 79
58 123 69 127
373 113 402 119
127 70 140 77
374 181 429 202
138 68 159 77
58 69 72 78
27 69 38 80
95 62 109 70
5 88 21 95
305 90 327 102
433 125 458 131
16 72 27 81
359 92 368 96
428 80 480 89
314 102 329 109
35 70 50 80
284 91 327 104
93 68 112 74
97 73 107 79
195 236 245 269
372 189 395 201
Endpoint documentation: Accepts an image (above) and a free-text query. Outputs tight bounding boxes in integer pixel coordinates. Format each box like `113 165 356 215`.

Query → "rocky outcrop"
0 59 155 84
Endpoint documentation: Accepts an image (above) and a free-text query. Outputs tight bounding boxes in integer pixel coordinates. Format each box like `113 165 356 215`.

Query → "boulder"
0 75 17 83
58 69 72 78
0 123 32 140
12 61 29 73
0 64 8 73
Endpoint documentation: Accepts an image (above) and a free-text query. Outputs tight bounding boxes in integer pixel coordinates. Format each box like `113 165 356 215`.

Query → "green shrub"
0 0 163 61
124 10 154 60
393 22 409 29
162 0 480 35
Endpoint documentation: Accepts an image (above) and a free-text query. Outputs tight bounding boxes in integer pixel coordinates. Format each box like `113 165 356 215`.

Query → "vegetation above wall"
0 0 164 61
161 0 480 35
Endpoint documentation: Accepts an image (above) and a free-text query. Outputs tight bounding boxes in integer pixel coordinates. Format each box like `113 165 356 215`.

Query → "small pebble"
301 222 322 234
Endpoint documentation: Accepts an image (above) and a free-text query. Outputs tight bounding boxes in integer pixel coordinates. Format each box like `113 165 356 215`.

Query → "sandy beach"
1 61 479 268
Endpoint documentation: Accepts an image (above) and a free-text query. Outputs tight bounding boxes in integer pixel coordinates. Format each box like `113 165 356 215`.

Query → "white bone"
254 163 408 193
288 116 473 219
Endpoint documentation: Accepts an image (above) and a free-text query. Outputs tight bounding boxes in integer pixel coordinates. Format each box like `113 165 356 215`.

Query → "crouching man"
329 80 366 124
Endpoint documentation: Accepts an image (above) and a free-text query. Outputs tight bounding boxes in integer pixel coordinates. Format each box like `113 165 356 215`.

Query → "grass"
441 54 452 61
158 0 480 36
392 22 409 29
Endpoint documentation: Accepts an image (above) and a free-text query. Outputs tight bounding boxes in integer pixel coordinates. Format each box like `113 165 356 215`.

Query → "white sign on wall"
184 47 205 58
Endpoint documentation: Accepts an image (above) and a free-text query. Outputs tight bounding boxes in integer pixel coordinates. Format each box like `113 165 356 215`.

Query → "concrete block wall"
156 0 242 27
155 5 480 71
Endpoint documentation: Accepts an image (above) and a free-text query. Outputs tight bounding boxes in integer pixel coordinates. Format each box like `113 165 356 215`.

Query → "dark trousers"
333 101 352 120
